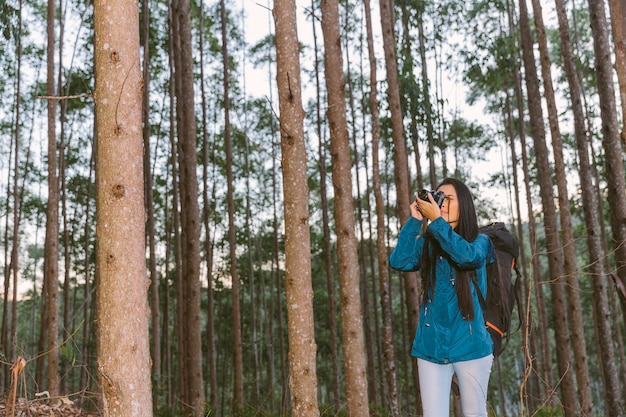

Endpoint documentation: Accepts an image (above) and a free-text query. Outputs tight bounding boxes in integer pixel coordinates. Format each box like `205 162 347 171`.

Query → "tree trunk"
198 0 217 408
608 0 626 145
219 0 244 409
586 0 626 414
364 0 401 414
379 0 421 410
529 0 593 412
59 0 71 394
141 0 161 387
44 0 60 397
273 1 320 416
268 42 288 413
167 3 184 408
171 0 204 413
6 0 23 391
320 1 370 415
79 151 95 403
344 23 378 405
310 1 340 410
505 0 551 408
554 0 622 414
399 1 425 194
414 2 436 187
93 0 153 414
518 0 578 414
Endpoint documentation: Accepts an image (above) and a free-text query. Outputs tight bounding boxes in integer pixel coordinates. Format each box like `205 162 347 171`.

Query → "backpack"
472 222 522 357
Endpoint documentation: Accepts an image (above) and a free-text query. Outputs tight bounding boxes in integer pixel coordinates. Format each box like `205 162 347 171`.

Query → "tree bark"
364 0 401 414
320 1 370 415
140 0 161 388
585 0 626 414
529 0 593 412
219 0 244 408
44 0 60 397
379 0 421 410
93 0 153 414
344 23 378 405
518 0 578 414
171 0 205 413
198 0 218 408
608 0 626 145
273 1 320 416
310 1 340 411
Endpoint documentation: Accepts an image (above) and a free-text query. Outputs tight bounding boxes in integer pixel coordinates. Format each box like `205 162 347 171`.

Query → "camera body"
418 189 445 208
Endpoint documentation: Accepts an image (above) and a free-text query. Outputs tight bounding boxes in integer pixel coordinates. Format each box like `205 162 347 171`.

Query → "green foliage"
0 0 18 41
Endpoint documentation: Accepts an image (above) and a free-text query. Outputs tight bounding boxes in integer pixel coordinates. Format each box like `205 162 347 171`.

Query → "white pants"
417 355 493 417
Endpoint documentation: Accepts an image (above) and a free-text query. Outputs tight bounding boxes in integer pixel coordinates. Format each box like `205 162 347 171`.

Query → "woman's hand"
410 198 423 220
415 193 442 222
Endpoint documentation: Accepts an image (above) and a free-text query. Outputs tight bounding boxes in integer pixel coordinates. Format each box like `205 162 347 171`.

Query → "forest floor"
0 398 101 416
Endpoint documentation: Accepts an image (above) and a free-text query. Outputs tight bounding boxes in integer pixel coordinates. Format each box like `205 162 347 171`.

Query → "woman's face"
437 184 459 229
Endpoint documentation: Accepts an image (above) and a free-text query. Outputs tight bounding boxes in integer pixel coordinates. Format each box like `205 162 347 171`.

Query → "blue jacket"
389 216 495 364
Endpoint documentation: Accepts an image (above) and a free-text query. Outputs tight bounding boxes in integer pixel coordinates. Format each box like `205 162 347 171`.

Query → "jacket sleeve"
427 217 494 269
389 217 425 272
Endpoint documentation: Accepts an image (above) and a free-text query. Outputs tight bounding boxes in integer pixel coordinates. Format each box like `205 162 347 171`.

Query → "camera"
418 189 445 207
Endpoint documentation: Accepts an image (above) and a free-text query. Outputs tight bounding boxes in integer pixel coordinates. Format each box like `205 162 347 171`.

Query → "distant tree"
171 0 205 413
273 0 320 416
220 0 244 409
140 0 161 389
198 0 218 409
608 0 626 145
43 0 60 397
93 0 153 414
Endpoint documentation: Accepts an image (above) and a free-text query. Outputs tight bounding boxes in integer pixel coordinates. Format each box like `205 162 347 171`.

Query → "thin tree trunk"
93 0 153 413
273 1 320 415
79 150 94 403
529 0 593 412
344 16 378 405
310 2 340 411
399 1 424 194
198 0 218 409
414 2 436 187
518 0 578 414
59 0 72 394
218 0 244 409
554 0 623 414
167 2 184 408
364 0 400 413
504 0 551 409
171 0 204 413
607 0 626 145
44 0 60 397
266 6 288 412
585 0 626 413
141 0 161 387
8 0 23 385
379 0 421 411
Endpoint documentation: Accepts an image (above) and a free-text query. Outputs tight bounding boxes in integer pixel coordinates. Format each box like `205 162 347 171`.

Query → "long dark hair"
421 178 479 320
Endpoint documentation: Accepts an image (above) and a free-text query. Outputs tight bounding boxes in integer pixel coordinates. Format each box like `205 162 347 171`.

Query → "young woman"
389 177 495 417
